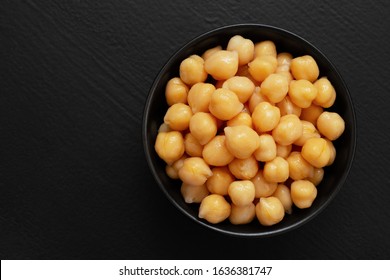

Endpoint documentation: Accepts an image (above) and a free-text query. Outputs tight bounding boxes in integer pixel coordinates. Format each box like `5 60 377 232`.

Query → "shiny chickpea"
294 120 321 146
189 112 217 145
202 135 234 166
227 35 255 66
202 45 222 61
301 138 331 168
272 184 293 214
229 203 256 225
158 123 171 133
165 77 189 106
228 180 256 206
263 156 289 183
187 82 215 113
326 139 336 165
300 104 324 125
313 77 336 108
178 157 213 186
236 65 259 84
307 167 324 186
164 103 193 131
204 50 239 80
317 112 345 141
226 112 253 128
166 155 187 179
272 114 303 146
288 79 318 108
275 70 293 83
260 73 289 103
254 134 277 162
248 87 271 113
222 76 255 103
155 131 185 165
184 133 203 157
209 88 243 121
248 55 277 82
291 180 317 209
250 170 277 198
252 102 280 133
181 183 209 203
290 55 319 82
276 144 292 158
277 52 293 67
256 197 285 226
228 155 259 180
198 194 231 224
179 55 208 85
276 96 302 117
254 40 277 58
206 167 234 195
287 151 314 180
224 125 260 159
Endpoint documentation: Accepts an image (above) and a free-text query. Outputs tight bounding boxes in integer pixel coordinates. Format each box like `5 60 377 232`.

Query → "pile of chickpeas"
154 35 345 226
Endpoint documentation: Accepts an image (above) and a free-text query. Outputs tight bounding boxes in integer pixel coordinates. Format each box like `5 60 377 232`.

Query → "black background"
1 0 390 259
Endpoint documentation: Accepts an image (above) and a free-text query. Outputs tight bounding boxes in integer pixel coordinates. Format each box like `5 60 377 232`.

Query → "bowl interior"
143 24 356 237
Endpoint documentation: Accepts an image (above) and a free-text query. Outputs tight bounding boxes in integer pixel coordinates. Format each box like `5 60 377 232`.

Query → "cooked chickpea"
254 40 277 58
317 111 345 141
189 112 217 145
228 155 259 180
179 55 208 85
158 123 171 133
227 35 255 66
178 157 213 186
313 77 336 108
272 114 303 145
198 194 231 224
307 167 324 186
272 184 293 214
290 55 319 82
181 183 209 203
227 112 253 128
222 76 255 103
165 77 189 106
252 102 280 133
209 88 243 120
184 133 203 157
187 82 215 113
294 120 321 146
228 180 256 206
291 180 317 209
263 156 289 183
254 134 277 162
275 70 293 83
288 79 318 108
155 131 185 165
260 73 289 103
287 151 314 180
202 45 222 60
300 104 324 125
256 197 285 226
165 165 178 179
301 138 331 168
276 144 292 158
229 203 256 225
236 65 258 84
248 55 277 82
250 170 277 198
326 139 336 165
166 155 187 179
202 135 234 166
224 125 260 159
276 96 302 117
164 103 193 131
248 87 271 113
206 167 234 195
204 50 239 80
277 52 293 67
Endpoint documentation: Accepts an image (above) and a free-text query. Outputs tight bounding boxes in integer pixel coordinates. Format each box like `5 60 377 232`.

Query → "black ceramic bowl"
143 24 356 237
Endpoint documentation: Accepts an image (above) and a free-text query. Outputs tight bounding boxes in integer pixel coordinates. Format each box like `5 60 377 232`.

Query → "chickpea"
254 134 277 162
155 131 185 165
275 70 293 83
187 82 215 113
198 194 231 224
178 157 213 186
291 180 318 209
301 138 331 168
263 156 289 183
248 87 271 113
165 165 178 179
228 155 259 180
260 73 289 103
300 104 324 125
313 77 336 108
252 102 280 133
209 88 243 121
184 133 203 157
224 125 260 159
166 155 187 179
256 197 285 226
228 180 256 206
254 40 277 58
248 55 278 82
222 76 255 103
189 112 217 145
277 52 293 67
158 123 171 133
294 120 321 146
227 35 255 66
276 144 292 158
206 166 235 195
204 50 239 80
307 167 324 186
326 139 336 165
276 96 302 117
164 103 193 131
236 65 259 84
272 184 293 214
272 114 303 146
290 55 319 82
202 45 222 61
229 203 256 225
202 135 234 166
317 111 345 141
165 77 189 106
179 55 208 85
288 79 318 108
287 151 314 180
227 112 253 128
181 183 209 203
250 170 277 198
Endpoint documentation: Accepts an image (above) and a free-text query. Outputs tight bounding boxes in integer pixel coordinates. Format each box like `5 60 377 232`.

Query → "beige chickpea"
209 88 243 121
202 135 234 166
263 156 289 183
204 50 239 80
276 144 292 158
228 180 256 206
250 170 277 198
248 87 271 113
178 157 213 186
189 112 217 145
166 155 187 179
290 55 319 82
291 180 318 209
155 131 185 165
307 167 324 186
256 197 285 226
184 133 203 157
252 102 281 133
202 45 222 61
229 203 256 225
236 65 259 85
198 194 231 224
164 103 193 131
228 155 259 180
165 77 189 106
206 167 235 195
288 79 318 108
179 55 208 85
187 82 215 113
317 112 345 141
181 183 209 203
158 123 171 133
301 138 331 168
276 96 302 117
254 134 277 162
260 73 289 103
326 139 336 165
166 165 178 179
294 120 321 146
222 76 255 103
276 70 294 84
254 40 277 58
313 77 336 108
272 184 293 214
227 112 253 128
227 35 255 66
272 114 303 146
287 151 314 180
277 52 293 67
300 104 324 125
224 125 260 159
248 55 278 82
